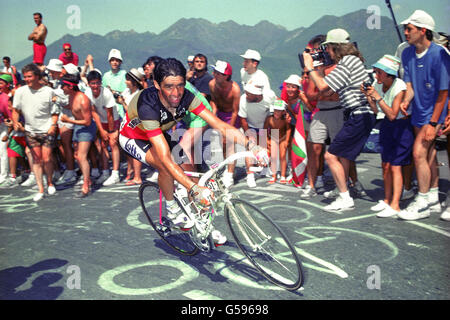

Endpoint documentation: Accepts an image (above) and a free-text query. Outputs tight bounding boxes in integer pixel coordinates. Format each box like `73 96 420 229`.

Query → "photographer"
361 54 412 218
302 28 376 212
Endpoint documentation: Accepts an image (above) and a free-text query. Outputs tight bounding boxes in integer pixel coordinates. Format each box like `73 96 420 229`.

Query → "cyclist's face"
157 76 185 108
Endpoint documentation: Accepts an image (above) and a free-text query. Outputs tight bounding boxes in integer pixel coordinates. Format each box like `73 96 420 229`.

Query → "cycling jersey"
120 84 206 141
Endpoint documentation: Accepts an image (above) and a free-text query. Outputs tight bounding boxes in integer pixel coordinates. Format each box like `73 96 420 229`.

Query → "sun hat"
127 68 144 83
372 54 401 77
240 49 261 61
244 82 263 95
272 99 287 111
211 60 233 76
63 63 79 75
322 28 350 45
0 74 13 84
47 59 63 72
284 74 302 86
108 49 123 61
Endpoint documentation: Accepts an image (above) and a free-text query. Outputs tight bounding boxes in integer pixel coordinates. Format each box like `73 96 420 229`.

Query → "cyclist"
119 58 266 246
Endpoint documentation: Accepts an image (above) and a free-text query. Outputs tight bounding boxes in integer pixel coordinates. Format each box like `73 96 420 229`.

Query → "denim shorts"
73 121 97 142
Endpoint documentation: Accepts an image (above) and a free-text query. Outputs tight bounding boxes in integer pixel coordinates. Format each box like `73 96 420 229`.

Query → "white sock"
340 190 351 200
111 170 119 177
428 188 439 203
166 199 176 207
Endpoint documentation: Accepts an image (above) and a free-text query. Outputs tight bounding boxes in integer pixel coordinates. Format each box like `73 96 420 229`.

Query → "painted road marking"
183 290 222 300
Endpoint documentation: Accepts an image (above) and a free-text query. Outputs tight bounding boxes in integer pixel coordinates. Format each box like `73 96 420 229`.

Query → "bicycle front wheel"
225 198 304 291
139 182 199 256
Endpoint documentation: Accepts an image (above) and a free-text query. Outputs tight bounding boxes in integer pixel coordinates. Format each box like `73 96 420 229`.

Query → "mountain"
16 9 401 94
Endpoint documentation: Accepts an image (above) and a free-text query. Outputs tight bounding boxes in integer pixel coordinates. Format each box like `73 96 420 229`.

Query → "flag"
290 102 307 187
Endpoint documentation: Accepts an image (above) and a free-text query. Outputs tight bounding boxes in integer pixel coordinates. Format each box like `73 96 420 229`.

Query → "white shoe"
440 206 450 221
222 172 234 188
56 170 77 185
324 196 355 212
33 192 45 202
398 198 430 220
103 174 120 186
95 172 110 185
21 174 36 187
428 201 442 213
167 202 194 230
0 177 19 188
300 185 317 199
145 171 159 183
211 229 227 246
76 175 85 186
371 200 389 212
247 173 256 188
47 185 56 195
323 188 339 199
400 188 415 201
376 206 399 218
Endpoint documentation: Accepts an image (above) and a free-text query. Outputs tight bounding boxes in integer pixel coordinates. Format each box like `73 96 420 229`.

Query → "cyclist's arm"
148 132 196 192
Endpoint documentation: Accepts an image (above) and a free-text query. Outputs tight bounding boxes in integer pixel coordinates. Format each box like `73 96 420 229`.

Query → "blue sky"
1 0 449 62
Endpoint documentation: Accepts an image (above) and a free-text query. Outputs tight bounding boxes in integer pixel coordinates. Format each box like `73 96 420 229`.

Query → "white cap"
401 10 435 31
240 49 261 61
187 55 195 62
272 99 287 111
63 63 79 75
284 74 302 86
322 28 350 45
108 48 123 61
47 59 63 72
244 82 263 95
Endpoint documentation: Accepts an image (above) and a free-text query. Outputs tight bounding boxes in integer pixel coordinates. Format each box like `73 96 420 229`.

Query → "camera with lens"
298 45 333 70
363 71 375 91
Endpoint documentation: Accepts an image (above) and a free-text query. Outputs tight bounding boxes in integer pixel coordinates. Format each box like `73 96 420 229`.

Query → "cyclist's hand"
189 184 214 208
250 144 269 167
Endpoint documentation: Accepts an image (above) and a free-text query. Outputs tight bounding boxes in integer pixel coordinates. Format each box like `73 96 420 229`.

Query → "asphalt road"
0 147 449 306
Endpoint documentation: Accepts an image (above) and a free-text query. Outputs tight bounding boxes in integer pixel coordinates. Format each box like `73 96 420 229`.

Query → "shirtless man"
209 60 241 187
59 74 97 198
28 13 48 69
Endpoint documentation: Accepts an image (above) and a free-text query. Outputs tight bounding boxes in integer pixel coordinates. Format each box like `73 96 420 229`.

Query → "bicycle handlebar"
198 151 257 187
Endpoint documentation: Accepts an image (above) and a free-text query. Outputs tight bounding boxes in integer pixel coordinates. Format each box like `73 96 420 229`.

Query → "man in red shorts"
28 13 48 69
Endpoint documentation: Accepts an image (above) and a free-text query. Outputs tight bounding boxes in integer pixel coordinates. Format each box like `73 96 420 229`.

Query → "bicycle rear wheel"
225 198 304 291
139 182 199 256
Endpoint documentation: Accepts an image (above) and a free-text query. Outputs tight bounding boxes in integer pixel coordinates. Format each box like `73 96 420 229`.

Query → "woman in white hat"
361 54 413 218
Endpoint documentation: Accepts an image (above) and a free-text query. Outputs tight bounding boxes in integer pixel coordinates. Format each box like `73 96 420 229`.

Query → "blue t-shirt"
402 42 449 127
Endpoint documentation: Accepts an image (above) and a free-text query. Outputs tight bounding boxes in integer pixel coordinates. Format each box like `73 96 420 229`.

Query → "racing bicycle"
139 151 304 291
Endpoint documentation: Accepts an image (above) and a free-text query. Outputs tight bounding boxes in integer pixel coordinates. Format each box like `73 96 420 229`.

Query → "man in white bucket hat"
397 10 449 221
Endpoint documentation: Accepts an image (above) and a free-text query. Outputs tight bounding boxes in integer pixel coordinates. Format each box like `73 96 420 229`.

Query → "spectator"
398 10 449 220
85 70 121 186
208 60 241 187
103 49 127 118
302 28 376 212
2 57 18 87
0 75 12 184
59 73 96 197
264 99 291 184
117 68 145 185
238 82 275 188
240 49 272 95
58 43 79 66
187 54 213 101
142 56 162 89
27 13 47 69
362 54 413 218
12 63 59 202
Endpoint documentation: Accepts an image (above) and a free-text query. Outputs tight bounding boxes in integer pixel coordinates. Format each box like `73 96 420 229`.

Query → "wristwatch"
306 68 315 75
428 121 438 127
375 97 383 104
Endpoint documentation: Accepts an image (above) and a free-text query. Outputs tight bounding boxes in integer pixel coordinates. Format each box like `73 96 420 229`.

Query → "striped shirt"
324 55 372 114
